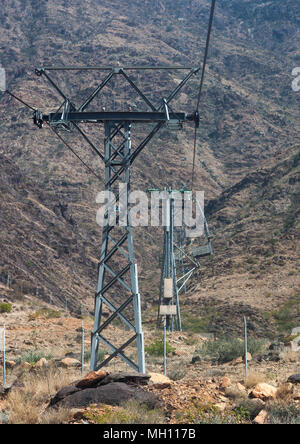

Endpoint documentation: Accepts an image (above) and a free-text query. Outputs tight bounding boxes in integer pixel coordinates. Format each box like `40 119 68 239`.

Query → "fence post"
163 316 167 376
244 316 248 383
2 325 6 386
81 320 85 376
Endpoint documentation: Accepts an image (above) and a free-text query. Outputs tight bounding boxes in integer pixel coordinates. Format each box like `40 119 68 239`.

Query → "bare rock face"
55 382 159 409
48 372 159 410
49 385 81 407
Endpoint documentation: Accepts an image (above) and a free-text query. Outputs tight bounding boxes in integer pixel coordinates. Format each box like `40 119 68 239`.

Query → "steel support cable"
4 90 36 111
191 0 217 190
3 89 103 182
46 122 103 182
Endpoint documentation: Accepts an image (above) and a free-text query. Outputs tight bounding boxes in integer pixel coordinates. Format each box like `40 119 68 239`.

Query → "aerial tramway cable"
191 0 217 190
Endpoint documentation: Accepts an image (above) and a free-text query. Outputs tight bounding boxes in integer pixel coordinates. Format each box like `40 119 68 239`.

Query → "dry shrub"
245 372 266 389
280 350 298 363
39 407 73 424
7 367 76 424
7 389 40 424
276 384 294 401
266 402 300 424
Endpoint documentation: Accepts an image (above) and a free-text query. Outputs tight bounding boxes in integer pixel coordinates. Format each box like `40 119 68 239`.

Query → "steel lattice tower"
32 65 200 372
156 189 213 332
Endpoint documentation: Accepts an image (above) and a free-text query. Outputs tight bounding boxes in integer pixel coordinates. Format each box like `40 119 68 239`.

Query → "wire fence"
0 272 71 312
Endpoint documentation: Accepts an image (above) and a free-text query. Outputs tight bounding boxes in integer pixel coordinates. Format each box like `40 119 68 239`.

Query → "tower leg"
91 122 145 373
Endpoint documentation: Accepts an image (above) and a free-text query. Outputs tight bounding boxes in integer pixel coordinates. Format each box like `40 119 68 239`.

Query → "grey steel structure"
32 65 200 372
156 189 213 332
157 189 182 332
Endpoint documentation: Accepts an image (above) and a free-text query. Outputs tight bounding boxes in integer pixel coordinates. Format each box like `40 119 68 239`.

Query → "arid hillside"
0 0 299 336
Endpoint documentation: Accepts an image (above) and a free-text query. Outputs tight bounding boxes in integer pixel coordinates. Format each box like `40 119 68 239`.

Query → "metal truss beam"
42 111 190 123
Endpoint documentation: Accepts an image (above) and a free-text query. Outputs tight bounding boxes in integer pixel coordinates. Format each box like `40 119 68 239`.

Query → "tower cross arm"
34 110 198 125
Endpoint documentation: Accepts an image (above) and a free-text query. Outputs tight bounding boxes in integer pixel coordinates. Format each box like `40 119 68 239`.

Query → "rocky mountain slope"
0 0 299 336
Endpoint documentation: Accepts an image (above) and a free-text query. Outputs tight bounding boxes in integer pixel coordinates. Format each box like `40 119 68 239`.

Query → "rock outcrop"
48 371 159 410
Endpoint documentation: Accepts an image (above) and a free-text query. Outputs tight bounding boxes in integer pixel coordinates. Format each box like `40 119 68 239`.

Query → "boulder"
148 372 171 385
191 355 201 364
253 409 268 425
220 377 231 389
60 358 81 368
98 371 150 386
0 384 12 399
50 382 160 410
214 403 226 412
48 371 158 411
244 352 252 361
250 383 277 401
256 351 281 362
17 362 32 371
0 412 9 424
76 370 108 389
231 353 252 366
49 385 81 407
34 358 48 369
231 356 243 366
236 383 246 392
1 360 16 369
287 374 300 384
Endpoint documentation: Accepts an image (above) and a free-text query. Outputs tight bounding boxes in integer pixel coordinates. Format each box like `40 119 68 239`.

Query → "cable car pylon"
148 188 213 332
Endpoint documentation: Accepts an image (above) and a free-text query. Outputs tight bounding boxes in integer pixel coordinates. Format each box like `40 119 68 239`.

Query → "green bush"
84 400 166 424
195 337 266 364
272 293 300 332
84 349 106 363
178 401 245 424
29 308 61 320
145 339 175 357
232 399 264 421
16 350 52 365
0 302 12 313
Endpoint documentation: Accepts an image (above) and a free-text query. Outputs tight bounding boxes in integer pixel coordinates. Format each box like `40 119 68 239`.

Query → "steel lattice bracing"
91 122 145 372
